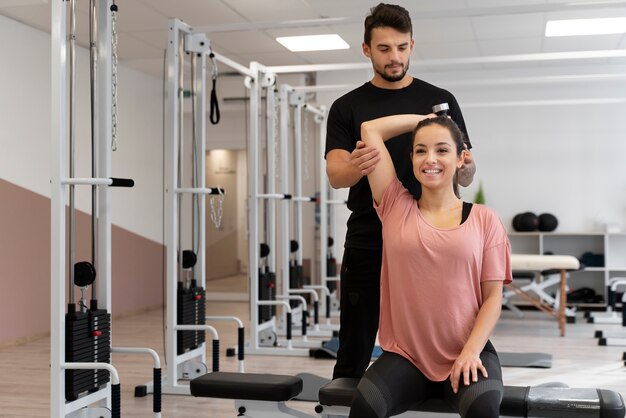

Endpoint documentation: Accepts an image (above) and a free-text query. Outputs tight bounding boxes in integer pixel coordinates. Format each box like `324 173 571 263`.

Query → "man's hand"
351 140 381 176
326 141 381 188
457 146 476 187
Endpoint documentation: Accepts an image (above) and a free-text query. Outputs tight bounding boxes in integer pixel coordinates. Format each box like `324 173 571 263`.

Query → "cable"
161 46 167 363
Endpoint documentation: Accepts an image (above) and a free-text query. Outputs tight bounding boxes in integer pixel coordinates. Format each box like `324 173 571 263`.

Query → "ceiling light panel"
546 17 626 36
276 34 349 51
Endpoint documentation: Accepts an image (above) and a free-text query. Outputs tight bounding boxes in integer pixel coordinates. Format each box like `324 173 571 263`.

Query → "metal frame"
51 2 115 416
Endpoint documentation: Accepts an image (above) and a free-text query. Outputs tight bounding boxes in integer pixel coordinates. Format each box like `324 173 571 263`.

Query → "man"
325 2 476 380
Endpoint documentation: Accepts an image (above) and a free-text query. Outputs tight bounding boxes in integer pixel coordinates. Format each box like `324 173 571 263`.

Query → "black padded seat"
191 372 303 402
319 378 626 418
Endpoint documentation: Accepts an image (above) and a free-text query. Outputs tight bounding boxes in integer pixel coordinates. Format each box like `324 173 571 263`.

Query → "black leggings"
349 341 504 418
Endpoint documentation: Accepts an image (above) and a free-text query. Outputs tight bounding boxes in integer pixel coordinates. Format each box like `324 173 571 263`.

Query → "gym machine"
51 1 161 416
158 18 248 395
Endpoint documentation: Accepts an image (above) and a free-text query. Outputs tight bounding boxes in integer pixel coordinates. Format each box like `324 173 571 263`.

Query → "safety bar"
206 316 245 372
175 325 220 372
111 347 162 416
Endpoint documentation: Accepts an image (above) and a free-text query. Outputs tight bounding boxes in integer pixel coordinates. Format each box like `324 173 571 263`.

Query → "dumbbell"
432 103 449 116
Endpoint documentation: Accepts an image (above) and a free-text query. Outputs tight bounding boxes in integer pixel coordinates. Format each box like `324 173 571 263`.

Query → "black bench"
190 371 626 418
318 377 626 418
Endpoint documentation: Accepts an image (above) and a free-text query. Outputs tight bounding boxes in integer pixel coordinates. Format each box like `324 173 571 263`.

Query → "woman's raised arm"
360 114 432 204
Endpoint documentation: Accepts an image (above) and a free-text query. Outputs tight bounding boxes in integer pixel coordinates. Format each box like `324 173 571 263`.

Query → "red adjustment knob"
194 294 202 301
268 283 275 289
92 330 103 337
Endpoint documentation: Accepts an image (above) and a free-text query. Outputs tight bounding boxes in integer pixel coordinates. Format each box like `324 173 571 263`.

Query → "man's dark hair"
364 3 413 46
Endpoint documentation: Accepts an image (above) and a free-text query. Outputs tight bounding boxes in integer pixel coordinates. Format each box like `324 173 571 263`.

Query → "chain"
111 3 119 151
209 187 224 229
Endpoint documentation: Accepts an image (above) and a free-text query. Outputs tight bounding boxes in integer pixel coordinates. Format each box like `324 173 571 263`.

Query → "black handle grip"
286 312 292 340
302 310 308 336
210 187 225 195
313 301 319 325
283 194 292 200
238 327 245 361
111 383 121 418
109 177 134 187
212 339 220 372
153 368 162 413
326 295 331 318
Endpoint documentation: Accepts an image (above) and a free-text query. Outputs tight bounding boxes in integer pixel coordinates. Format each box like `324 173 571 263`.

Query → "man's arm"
326 141 380 189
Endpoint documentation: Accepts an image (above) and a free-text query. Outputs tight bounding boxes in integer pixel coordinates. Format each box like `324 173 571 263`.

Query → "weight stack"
258 267 276 323
65 309 111 401
177 283 206 355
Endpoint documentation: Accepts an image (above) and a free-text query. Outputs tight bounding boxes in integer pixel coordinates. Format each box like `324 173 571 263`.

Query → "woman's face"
411 124 466 191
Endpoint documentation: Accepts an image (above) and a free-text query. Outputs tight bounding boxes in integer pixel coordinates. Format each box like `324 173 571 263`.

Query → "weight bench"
317 377 626 418
190 371 626 418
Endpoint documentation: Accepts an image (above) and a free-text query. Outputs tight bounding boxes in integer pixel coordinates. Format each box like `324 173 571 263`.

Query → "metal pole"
50 1 67 415
278 85 290 301
293 103 303 266
68 0 76 305
165 17 182 390
247 62 261 349
266 86 277 274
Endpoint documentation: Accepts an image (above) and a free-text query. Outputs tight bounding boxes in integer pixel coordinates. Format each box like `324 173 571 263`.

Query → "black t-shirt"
325 78 471 250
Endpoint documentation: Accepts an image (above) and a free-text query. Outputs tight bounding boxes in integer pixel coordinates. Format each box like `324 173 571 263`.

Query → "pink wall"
0 179 164 345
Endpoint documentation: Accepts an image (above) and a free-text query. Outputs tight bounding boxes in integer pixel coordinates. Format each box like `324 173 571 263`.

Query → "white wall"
0 14 164 243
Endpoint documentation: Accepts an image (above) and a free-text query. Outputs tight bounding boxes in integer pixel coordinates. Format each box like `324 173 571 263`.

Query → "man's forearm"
327 159 363 189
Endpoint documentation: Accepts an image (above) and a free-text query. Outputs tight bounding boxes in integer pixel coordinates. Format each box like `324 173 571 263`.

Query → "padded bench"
317 377 626 418
191 371 310 418
191 372 625 418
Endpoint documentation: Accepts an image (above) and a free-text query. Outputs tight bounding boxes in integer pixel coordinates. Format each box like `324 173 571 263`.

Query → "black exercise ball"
538 213 558 232
513 212 538 232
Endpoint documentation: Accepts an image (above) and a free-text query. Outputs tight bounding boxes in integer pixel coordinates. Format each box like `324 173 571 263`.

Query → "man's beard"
377 61 410 82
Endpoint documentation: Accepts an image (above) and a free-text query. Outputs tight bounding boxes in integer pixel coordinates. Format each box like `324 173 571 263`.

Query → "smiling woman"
352 113 512 418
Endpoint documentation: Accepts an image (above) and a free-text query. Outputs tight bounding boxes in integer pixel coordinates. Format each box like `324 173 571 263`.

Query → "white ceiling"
2 0 626 79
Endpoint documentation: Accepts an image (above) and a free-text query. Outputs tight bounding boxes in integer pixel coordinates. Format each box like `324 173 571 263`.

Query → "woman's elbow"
360 121 374 142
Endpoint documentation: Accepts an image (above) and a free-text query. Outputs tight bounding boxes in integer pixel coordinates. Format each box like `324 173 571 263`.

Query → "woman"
350 115 512 418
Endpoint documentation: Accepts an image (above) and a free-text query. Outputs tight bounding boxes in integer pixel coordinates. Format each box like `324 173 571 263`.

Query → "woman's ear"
458 149 468 168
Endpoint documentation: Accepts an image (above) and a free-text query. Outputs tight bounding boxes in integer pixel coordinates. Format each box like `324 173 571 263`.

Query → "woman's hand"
449 349 488 394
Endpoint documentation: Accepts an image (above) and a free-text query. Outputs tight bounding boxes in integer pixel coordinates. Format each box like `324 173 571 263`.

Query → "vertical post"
194 48 207 291
164 17 180 388
50 1 67 415
278 85 290 298
96 0 113 315
318 108 329 290
266 86 277 274
247 62 261 349
293 103 303 266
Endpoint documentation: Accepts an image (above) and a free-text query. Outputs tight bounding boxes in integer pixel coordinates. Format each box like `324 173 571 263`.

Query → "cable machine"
51 1 161 416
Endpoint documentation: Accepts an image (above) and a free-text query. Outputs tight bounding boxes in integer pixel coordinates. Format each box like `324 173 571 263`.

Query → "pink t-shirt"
374 178 512 381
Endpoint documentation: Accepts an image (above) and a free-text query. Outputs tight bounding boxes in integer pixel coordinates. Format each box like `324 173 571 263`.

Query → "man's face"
363 27 414 83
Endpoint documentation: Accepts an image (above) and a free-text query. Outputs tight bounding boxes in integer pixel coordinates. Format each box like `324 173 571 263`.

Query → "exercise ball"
538 213 558 232
513 212 538 232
